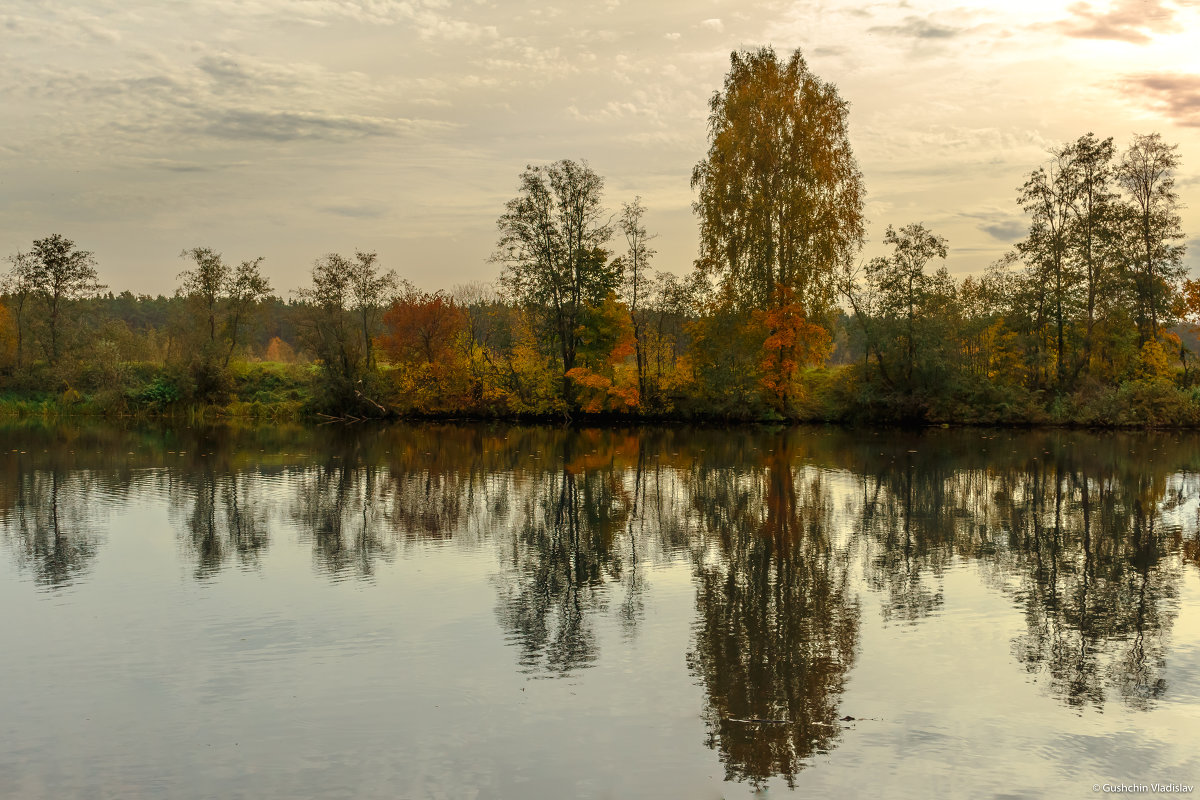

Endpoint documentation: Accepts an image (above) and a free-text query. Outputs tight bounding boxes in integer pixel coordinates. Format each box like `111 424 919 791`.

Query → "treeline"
0 46 1194 424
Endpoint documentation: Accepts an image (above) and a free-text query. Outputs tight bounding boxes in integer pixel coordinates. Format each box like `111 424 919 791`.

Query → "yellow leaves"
1182 278 1200 331
0 302 14 367
566 366 640 413
694 47 864 311
500 313 562 414
968 318 1019 383
1137 338 1171 381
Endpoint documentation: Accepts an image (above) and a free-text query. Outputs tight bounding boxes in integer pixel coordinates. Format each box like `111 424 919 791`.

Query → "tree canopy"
493 159 618 404
692 46 865 316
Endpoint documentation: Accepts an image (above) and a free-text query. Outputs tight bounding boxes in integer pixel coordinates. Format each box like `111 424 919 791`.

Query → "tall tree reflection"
849 432 1186 710
1 467 98 588
171 465 269 579
686 440 859 788
1 421 1197 728
494 433 635 675
992 451 1182 709
291 455 395 579
856 452 957 624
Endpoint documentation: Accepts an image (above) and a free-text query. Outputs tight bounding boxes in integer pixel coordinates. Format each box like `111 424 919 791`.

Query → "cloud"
978 220 1027 242
1120 72 1200 126
137 157 251 173
1185 237 1200 274
1055 0 1187 44
203 109 439 141
196 54 276 92
700 18 723 32
320 202 391 218
958 211 1027 243
1 51 460 156
201 0 499 41
868 15 962 39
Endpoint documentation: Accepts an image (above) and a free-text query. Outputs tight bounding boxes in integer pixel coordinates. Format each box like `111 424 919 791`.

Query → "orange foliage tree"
379 290 467 409
754 287 830 411
263 336 296 363
380 291 465 367
566 295 641 413
1173 278 1200 382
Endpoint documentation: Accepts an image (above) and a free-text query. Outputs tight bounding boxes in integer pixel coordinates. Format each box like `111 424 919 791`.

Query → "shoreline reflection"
2 421 1198 787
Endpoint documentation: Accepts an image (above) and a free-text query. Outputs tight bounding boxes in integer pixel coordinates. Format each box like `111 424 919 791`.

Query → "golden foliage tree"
692 47 865 316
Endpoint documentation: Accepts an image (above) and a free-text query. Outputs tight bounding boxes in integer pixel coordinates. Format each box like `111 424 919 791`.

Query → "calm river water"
1 422 1198 799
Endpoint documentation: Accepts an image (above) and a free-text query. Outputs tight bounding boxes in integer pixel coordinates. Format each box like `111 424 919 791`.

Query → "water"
1 422 1198 799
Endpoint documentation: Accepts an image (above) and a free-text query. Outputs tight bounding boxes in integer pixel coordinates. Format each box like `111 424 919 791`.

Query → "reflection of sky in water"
0 422 1197 798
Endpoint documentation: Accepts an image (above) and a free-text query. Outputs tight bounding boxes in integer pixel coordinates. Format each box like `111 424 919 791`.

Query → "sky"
2 0 1199 296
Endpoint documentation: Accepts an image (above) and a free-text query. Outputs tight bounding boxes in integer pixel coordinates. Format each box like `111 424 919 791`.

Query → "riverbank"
2 358 1199 428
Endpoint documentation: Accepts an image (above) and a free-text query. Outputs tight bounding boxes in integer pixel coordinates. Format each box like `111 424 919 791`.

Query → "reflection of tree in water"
849 432 1188 711
494 438 630 675
993 456 1182 710
686 442 859 788
488 427 701 675
291 463 395 579
0 469 99 588
856 456 957 624
170 468 269 579
2 420 1198 726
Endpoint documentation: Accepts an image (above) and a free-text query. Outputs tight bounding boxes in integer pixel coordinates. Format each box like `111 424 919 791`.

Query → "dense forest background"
1 47 1195 425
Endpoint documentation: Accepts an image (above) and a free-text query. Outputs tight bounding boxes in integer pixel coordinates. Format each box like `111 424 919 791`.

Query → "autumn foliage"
754 287 831 411
0 302 14 367
0 48 1194 427
379 291 464 368
378 290 469 411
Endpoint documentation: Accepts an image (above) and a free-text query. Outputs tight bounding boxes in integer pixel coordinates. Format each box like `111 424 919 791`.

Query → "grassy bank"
3 358 1200 429
0 362 310 422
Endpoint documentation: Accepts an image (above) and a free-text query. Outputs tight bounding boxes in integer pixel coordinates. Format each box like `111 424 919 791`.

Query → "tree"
1018 154 1077 389
2 251 37 369
379 289 468 411
224 258 271 368
1116 133 1185 346
861 223 950 389
566 295 641 413
380 290 464 368
176 247 271 396
264 336 296 363
179 247 226 348
297 253 360 409
1061 133 1117 373
617 197 656 402
493 159 618 405
0 302 14 367
25 234 104 366
347 251 396 372
644 271 698 397
296 252 392 413
451 281 512 402
691 46 865 316
754 286 830 411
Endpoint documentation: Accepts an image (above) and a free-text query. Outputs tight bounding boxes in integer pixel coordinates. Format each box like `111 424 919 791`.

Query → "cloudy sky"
2 0 1199 296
